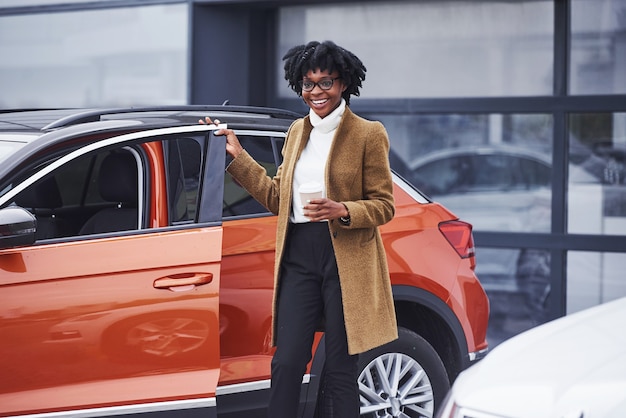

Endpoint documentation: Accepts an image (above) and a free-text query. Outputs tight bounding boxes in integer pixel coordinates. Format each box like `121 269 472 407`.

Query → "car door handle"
153 273 213 290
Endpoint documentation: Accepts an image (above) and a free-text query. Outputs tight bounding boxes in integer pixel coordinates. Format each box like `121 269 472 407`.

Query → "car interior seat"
79 151 139 235
15 176 71 240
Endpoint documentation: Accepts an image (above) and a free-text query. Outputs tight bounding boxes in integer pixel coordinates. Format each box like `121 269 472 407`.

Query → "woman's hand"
303 198 350 223
199 117 244 159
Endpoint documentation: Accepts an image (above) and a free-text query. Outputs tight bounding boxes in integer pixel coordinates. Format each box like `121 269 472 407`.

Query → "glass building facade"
0 3 188 108
1 0 625 347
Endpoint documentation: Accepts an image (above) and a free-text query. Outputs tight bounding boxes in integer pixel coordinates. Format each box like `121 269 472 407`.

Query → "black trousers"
268 222 359 418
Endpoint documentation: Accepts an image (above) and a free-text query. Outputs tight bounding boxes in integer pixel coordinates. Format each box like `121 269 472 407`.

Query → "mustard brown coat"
226 106 398 355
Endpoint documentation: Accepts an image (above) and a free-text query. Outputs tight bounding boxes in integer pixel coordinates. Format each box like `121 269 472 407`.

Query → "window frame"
0 125 225 241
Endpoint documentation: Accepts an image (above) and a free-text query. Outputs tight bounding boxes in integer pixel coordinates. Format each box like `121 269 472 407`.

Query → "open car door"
0 125 225 418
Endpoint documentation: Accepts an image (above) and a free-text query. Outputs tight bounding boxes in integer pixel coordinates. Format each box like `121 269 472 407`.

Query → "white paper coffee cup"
298 181 323 206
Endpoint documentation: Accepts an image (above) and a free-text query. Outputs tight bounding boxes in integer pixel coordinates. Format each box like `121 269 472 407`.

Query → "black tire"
357 327 450 417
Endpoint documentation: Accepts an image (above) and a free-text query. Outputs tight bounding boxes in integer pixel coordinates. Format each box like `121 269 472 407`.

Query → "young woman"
202 40 398 417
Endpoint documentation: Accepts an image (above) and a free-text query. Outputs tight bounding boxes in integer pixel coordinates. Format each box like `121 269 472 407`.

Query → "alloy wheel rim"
359 353 435 417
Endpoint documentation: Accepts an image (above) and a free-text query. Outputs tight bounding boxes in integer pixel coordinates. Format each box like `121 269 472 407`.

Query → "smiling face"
301 69 346 119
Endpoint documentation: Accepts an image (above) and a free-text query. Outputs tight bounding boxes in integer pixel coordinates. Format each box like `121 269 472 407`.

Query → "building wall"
1 0 625 346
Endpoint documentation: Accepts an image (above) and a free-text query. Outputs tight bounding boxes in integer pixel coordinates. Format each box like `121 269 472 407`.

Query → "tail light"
439 220 475 259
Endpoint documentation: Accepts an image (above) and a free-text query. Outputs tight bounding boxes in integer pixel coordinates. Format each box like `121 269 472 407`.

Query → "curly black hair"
282 40 366 105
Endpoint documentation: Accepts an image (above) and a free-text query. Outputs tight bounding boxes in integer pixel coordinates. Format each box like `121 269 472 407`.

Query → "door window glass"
222 135 280 218
77 149 140 235
166 137 203 224
13 146 142 239
55 152 109 206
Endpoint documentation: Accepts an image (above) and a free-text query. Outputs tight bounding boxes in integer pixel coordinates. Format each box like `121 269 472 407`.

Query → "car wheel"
358 327 450 418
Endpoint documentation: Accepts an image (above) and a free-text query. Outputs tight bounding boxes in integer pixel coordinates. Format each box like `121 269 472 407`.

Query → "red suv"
0 106 489 418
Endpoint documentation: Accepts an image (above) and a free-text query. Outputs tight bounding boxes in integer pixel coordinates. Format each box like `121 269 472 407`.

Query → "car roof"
408 144 552 171
0 106 302 185
0 106 301 134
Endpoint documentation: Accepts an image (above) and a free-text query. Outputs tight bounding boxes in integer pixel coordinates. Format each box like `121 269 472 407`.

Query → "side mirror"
0 206 36 249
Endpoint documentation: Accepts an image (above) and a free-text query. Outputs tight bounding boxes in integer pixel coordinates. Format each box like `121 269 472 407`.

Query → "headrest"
15 176 63 209
98 152 138 205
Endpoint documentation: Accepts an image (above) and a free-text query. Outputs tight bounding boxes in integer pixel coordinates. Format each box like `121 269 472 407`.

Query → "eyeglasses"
299 77 341 92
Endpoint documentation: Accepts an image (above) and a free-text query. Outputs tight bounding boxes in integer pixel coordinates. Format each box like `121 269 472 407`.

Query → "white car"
437 296 626 418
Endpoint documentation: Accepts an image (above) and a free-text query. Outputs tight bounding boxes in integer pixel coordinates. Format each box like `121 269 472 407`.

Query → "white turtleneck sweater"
290 99 346 223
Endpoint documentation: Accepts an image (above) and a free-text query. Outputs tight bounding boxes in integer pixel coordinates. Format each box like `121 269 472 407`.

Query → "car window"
76 148 142 235
55 152 112 207
471 155 517 191
222 135 281 218
470 155 551 191
412 156 465 195
519 158 551 188
413 153 552 195
166 137 203 224
12 146 143 239
9 134 210 240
